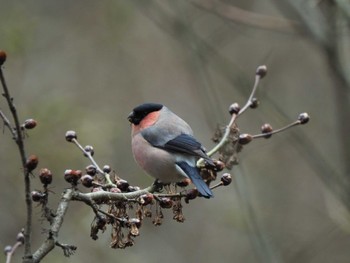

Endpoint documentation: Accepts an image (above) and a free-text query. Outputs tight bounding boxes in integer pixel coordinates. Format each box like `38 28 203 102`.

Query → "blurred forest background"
1 0 350 262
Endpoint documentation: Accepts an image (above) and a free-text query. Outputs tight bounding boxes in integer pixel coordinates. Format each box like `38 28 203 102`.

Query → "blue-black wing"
162 134 213 165
176 161 213 198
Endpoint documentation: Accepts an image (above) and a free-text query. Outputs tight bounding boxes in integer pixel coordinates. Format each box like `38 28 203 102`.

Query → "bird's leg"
152 179 164 193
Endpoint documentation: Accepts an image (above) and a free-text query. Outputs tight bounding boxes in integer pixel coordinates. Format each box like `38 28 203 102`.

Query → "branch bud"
23 119 37 129
65 130 77 142
31 190 46 202
4 245 12 255
26 155 39 172
64 169 82 185
229 103 240 115
116 179 129 192
261 123 273 139
250 98 259 109
16 231 25 244
39 168 53 185
298 112 310 124
84 145 94 156
85 165 97 176
256 65 267 78
140 193 154 206
0 50 7 65
81 174 94 188
103 165 111 173
221 173 232 186
238 133 253 145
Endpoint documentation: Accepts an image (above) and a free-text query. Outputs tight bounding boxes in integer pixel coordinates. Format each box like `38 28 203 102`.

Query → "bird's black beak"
127 111 134 123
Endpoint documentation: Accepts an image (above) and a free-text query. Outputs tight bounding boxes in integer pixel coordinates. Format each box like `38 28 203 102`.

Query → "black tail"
176 162 213 198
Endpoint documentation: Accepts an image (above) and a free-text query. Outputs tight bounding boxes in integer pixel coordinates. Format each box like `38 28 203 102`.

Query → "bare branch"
72 184 158 203
0 66 33 259
31 189 74 263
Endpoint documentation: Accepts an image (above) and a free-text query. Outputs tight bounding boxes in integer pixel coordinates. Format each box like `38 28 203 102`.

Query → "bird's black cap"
128 103 163 125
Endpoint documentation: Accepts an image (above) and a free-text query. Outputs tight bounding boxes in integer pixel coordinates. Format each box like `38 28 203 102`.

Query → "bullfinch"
128 103 214 198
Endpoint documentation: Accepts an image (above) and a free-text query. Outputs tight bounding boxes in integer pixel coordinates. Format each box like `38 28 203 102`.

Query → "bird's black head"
128 103 163 125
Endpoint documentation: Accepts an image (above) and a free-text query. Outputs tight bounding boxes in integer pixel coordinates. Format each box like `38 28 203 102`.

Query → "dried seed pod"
96 216 107 230
39 168 53 185
129 218 141 228
152 216 163 226
144 208 152 218
173 199 185 223
129 223 140 237
65 130 77 142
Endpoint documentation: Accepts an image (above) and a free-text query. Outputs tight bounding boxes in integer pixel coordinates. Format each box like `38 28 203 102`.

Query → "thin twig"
5 241 23 263
55 242 77 257
0 109 16 138
252 120 302 139
197 112 238 168
71 190 122 221
71 138 116 187
197 70 263 166
238 75 261 115
0 67 32 258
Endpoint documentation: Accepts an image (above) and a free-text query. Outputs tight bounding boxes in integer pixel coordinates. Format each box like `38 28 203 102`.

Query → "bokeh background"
1 1 350 262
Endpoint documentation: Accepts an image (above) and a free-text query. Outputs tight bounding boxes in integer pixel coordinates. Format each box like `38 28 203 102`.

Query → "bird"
128 103 214 198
